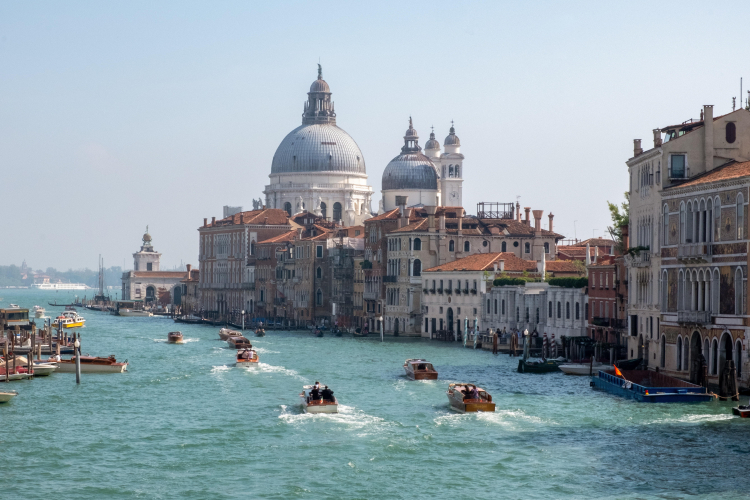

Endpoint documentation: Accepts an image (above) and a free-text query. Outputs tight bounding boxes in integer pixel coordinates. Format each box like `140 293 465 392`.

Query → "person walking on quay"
492 329 498 355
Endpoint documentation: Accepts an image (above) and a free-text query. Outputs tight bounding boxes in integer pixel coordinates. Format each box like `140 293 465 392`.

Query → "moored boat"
52 355 128 373
30 362 58 376
446 383 496 413
559 362 614 376
218 328 241 341
300 384 338 413
235 348 259 367
227 336 252 349
403 359 438 380
517 358 564 373
732 404 750 417
118 309 153 317
0 391 18 402
592 369 713 402
167 331 184 344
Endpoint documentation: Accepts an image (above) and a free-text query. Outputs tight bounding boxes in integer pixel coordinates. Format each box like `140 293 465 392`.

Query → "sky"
2 1 750 270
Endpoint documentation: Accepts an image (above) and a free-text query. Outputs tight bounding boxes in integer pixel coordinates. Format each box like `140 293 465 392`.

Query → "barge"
592 370 713 403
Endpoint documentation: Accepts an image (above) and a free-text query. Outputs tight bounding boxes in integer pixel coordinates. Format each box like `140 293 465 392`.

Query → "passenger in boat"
469 385 480 400
313 381 320 390
310 386 321 401
417 363 426 371
321 386 333 402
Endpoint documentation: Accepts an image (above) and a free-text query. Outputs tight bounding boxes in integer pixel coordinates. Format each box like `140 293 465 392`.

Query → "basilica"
264 66 464 219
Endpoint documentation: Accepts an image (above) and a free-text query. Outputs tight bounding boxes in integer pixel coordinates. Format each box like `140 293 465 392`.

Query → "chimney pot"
633 139 643 157
524 207 531 226
203 218 207 227
211 216 216 225
186 264 191 274
532 210 543 232
548 213 554 232
653 129 662 148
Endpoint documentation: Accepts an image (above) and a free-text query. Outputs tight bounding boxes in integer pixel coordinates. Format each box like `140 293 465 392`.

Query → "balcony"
241 282 255 290
454 288 461 295
383 275 398 283
364 291 379 300
591 317 610 327
677 310 712 325
627 252 651 268
677 242 712 262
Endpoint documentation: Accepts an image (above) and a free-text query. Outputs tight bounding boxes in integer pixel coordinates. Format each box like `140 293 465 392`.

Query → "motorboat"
732 404 750 418
167 332 184 344
403 359 438 380
0 391 18 403
446 383 496 413
559 362 614 376
33 305 46 318
517 357 564 373
52 355 128 373
118 309 153 317
255 328 266 337
227 336 252 349
300 384 338 413
235 348 259 367
30 362 58 376
0 367 33 381
218 328 241 341
52 311 85 329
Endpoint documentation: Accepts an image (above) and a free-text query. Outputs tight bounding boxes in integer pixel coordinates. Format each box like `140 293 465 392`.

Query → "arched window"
320 202 327 219
516 307 520 322
714 196 721 242
487 299 490 311
737 193 744 240
316 267 322 279
662 270 669 312
524 242 530 254
566 302 570 319
679 202 686 243
333 202 342 221
676 336 683 371
663 204 669 244
548 301 552 317
449 165 454 177
557 301 561 318
686 201 693 242
726 122 736 143
284 202 292 217
502 300 505 315
736 339 743 377
494 299 498 314
316 289 323 306
712 338 719 375
464 241 470 252
414 238 422 251
413 259 421 277
707 198 713 243
449 240 455 252
575 302 580 320
455 166 460 177
585 303 589 319
735 268 744 315
544 242 550 254
501 241 507 252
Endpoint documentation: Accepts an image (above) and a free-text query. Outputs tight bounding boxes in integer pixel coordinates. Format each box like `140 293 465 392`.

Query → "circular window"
513 241 519 247
482 241 488 247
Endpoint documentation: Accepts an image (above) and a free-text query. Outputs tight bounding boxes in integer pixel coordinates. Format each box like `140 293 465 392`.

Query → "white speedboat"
52 355 128 373
0 391 18 403
33 305 46 318
300 384 338 413
218 328 241 341
118 309 153 317
559 362 614 375
31 362 58 376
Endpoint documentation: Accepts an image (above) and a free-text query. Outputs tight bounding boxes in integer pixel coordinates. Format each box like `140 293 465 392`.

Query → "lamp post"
74 336 81 384
379 316 384 342
241 310 245 331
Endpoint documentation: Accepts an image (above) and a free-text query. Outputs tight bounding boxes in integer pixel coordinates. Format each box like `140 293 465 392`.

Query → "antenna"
574 220 578 240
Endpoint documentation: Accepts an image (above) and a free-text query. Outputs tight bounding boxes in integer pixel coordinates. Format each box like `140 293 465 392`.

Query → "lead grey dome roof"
382 153 438 190
271 123 366 174
424 130 440 150
444 125 461 146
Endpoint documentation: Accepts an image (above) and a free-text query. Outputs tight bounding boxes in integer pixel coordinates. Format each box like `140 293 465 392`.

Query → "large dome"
382 153 438 190
271 123 366 174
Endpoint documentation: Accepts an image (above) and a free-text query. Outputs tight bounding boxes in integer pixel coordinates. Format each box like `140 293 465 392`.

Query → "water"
1 289 747 499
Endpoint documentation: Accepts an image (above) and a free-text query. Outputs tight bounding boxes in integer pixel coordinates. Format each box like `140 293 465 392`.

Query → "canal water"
0 289 746 499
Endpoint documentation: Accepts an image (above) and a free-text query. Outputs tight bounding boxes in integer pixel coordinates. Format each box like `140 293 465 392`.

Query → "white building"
264 65 373 226
121 229 187 304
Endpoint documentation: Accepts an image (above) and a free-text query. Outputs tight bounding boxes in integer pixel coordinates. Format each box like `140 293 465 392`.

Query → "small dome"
444 125 461 146
424 129 440 150
143 230 152 243
382 153 438 190
405 117 418 139
309 78 330 93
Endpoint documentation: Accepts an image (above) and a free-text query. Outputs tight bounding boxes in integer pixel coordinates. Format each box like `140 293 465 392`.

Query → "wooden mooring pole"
74 333 81 384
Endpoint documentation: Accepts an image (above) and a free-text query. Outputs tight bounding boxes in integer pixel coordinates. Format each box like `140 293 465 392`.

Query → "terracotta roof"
571 238 615 247
424 252 537 273
132 271 187 278
365 209 401 222
391 219 429 233
208 209 291 227
668 160 750 189
545 261 583 273
257 230 298 244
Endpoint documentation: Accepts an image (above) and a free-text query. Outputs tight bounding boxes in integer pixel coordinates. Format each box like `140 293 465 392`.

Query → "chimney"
499 260 505 272
457 207 464 234
585 243 591 266
426 206 437 233
524 207 531 226
633 139 643 157
396 195 408 228
532 210 543 232
516 201 522 222
211 216 216 225
704 104 714 170
203 218 207 227
439 213 446 233
548 213 554 232
186 264 192 275
297 228 303 238
653 129 662 148
493 262 498 273
594 246 599 264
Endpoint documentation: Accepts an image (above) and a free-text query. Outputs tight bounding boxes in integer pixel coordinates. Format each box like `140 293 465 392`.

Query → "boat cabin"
113 300 145 314
0 308 30 330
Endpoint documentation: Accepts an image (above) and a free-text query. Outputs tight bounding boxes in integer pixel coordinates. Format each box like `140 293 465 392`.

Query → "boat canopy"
405 359 427 364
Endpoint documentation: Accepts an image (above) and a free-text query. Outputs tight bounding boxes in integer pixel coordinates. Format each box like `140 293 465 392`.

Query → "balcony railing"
677 310 712 324
677 242 712 261
363 291 378 300
383 276 398 283
628 252 651 268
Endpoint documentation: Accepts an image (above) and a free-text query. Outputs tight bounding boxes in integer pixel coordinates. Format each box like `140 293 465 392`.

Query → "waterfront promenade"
0 289 745 499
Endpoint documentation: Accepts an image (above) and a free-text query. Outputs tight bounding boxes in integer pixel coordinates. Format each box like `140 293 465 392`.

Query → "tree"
607 192 630 252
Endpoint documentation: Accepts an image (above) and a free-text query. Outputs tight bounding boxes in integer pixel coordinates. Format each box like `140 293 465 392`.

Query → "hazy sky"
2 1 749 270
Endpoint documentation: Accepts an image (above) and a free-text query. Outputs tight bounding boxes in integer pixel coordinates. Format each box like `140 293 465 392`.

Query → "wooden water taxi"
227 336 251 349
517 358 563 373
592 369 713 402
0 391 18 403
446 383 495 413
52 355 128 373
235 348 259 367
403 359 438 380
167 332 184 344
218 328 241 341
732 405 750 417
300 384 338 413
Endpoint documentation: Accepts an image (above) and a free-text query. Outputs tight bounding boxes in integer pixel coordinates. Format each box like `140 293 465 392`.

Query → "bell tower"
439 122 464 207
133 226 161 272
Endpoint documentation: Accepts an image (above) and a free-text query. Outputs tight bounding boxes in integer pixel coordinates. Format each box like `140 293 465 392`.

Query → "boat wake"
434 408 549 428
253 347 279 354
644 413 734 425
210 365 232 374
255 363 305 381
183 338 200 343
278 404 387 433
